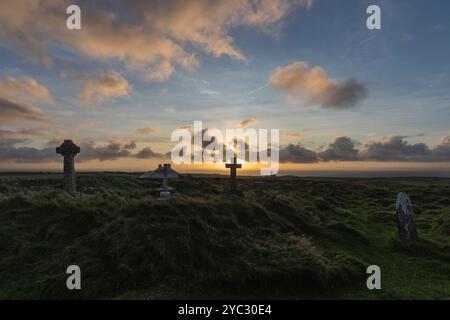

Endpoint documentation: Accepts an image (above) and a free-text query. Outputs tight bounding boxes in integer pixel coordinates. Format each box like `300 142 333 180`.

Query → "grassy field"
0 172 449 299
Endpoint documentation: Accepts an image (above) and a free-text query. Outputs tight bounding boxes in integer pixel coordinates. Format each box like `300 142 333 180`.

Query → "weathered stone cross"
140 163 179 199
225 140 242 196
160 164 172 194
56 140 80 195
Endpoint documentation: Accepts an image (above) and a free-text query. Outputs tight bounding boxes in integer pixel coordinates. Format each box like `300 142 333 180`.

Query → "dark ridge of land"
0 173 449 299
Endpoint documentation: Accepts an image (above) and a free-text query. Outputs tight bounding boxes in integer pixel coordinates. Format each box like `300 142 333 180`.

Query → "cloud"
279 143 318 163
0 0 313 81
284 131 305 139
0 145 56 163
0 131 56 163
74 120 102 131
360 136 432 162
0 128 47 142
2 134 450 164
77 140 136 161
76 140 164 162
146 60 177 82
0 98 51 124
0 76 52 124
200 89 219 96
432 136 450 161
269 61 367 109
0 76 53 104
123 142 137 150
80 71 132 103
0 137 167 163
239 118 257 128
178 125 193 130
0 139 135 163
319 136 359 161
0 128 49 156
278 135 450 163
134 147 163 159
135 127 159 135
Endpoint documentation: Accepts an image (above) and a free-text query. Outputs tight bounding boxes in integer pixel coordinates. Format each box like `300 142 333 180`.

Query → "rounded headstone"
396 192 418 242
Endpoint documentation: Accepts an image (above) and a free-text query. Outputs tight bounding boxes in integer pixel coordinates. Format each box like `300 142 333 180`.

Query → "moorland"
0 172 449 299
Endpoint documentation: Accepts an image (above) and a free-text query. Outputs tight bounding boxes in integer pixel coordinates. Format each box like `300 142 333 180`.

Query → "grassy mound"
0 174 449 299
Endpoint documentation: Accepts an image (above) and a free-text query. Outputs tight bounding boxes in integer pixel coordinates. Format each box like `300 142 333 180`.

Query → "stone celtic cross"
56 140 80 195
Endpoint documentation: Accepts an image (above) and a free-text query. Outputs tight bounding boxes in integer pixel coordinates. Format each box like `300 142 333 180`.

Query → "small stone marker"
140 164 179 199
395 192 418 242
56 140 80 196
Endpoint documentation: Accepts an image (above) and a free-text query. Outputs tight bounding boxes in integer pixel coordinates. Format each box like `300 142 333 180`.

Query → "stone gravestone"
56 140 81 196
396 192 419 242
140 164 179 199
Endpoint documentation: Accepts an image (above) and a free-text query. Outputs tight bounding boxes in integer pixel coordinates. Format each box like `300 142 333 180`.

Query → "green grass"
0 173 449 299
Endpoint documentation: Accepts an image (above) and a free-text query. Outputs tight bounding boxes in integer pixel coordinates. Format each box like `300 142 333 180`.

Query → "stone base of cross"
158 190 172 200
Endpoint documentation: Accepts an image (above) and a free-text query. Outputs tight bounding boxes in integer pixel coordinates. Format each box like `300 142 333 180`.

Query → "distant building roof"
140 164 179 179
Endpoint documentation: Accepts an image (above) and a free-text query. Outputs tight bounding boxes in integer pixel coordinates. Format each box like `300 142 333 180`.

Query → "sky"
0 0 449 176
